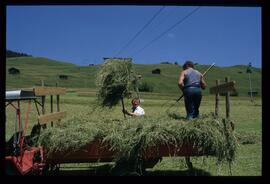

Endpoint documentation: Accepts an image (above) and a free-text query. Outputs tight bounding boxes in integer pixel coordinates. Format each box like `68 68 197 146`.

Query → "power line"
116 6 165 56
144 7 178 36
131 6 201 57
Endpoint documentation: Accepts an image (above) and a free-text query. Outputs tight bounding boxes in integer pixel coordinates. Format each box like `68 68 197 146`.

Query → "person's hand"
200 81 206 90
122 109 128 114
178 83 184 91
180 86 184 92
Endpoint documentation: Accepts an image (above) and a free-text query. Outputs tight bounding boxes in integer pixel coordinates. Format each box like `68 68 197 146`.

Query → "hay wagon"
7 126 213 176
6 127 211 175
5 88 226 176
42 138 212 175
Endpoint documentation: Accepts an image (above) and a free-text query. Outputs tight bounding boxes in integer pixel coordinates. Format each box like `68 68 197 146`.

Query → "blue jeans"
183 87 202 120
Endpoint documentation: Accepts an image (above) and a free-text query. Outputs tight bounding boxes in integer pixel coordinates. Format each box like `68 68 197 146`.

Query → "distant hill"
6 50 32 58
5 57 261 97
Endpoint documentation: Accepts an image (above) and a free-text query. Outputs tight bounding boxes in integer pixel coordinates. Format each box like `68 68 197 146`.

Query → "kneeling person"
123 98 145 117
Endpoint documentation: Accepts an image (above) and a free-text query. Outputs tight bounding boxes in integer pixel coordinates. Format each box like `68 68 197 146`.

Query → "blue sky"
6 5 261 68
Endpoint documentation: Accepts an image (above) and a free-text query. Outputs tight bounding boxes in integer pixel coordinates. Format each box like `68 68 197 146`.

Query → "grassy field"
5 90 261 176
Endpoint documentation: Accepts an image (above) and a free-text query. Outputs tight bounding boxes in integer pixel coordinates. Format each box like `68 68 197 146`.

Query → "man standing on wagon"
178 61 207 120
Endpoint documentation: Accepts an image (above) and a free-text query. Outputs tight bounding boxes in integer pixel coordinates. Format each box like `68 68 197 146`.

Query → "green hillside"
6 57 261 96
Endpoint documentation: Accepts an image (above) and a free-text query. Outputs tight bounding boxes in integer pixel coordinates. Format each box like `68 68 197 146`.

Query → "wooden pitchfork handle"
121 97 126 118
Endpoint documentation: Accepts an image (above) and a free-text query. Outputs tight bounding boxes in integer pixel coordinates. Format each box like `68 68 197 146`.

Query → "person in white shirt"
123 98 145 117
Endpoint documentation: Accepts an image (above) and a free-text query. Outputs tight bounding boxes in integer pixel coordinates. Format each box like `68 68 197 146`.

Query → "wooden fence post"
57 95 60 123
56 81 60 123
210 77 235 120
215 79 220 116
225 77 230 119
50 95 53 127
34 86 66 126
41 80 46 128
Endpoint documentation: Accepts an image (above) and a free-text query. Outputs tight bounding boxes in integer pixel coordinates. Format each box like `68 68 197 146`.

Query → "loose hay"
95 58 137 107
38 114 237 164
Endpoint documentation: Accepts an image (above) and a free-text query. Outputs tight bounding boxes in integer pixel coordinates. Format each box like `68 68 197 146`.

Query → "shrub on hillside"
160 61 171 64
8 67 20 75
138 82 153 92
59 74 68 80
152 68 161 74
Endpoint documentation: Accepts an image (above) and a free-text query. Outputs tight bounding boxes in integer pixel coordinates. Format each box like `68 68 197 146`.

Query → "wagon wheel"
43 163 60 175
185 156 193 170
113 157 145 176
141 157 162 174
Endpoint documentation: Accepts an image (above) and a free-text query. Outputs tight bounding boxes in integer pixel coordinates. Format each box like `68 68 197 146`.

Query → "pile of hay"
95 58 137 108
38 114 237 163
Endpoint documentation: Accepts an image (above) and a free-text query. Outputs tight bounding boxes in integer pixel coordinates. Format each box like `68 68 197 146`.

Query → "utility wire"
145 7 177 36
116 6 165 56
131 6 201 57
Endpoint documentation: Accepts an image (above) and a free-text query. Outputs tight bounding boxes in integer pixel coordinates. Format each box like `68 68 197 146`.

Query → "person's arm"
200 74 207 90
129 112 141 117
122 109 137 116
178 70 186 90
123 108 144 117
122 109 131 116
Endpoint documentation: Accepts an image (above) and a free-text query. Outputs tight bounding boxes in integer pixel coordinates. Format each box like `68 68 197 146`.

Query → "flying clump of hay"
96 58 137 108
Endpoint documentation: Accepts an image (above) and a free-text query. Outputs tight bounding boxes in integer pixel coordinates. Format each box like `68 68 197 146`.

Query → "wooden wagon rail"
44 139 215 165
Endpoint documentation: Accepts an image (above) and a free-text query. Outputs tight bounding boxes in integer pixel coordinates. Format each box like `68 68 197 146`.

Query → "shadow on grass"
54 164 114 176
145 168 211 176
54 164 211 176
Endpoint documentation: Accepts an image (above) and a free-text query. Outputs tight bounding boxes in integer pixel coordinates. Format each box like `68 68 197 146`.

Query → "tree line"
6 50 32 58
